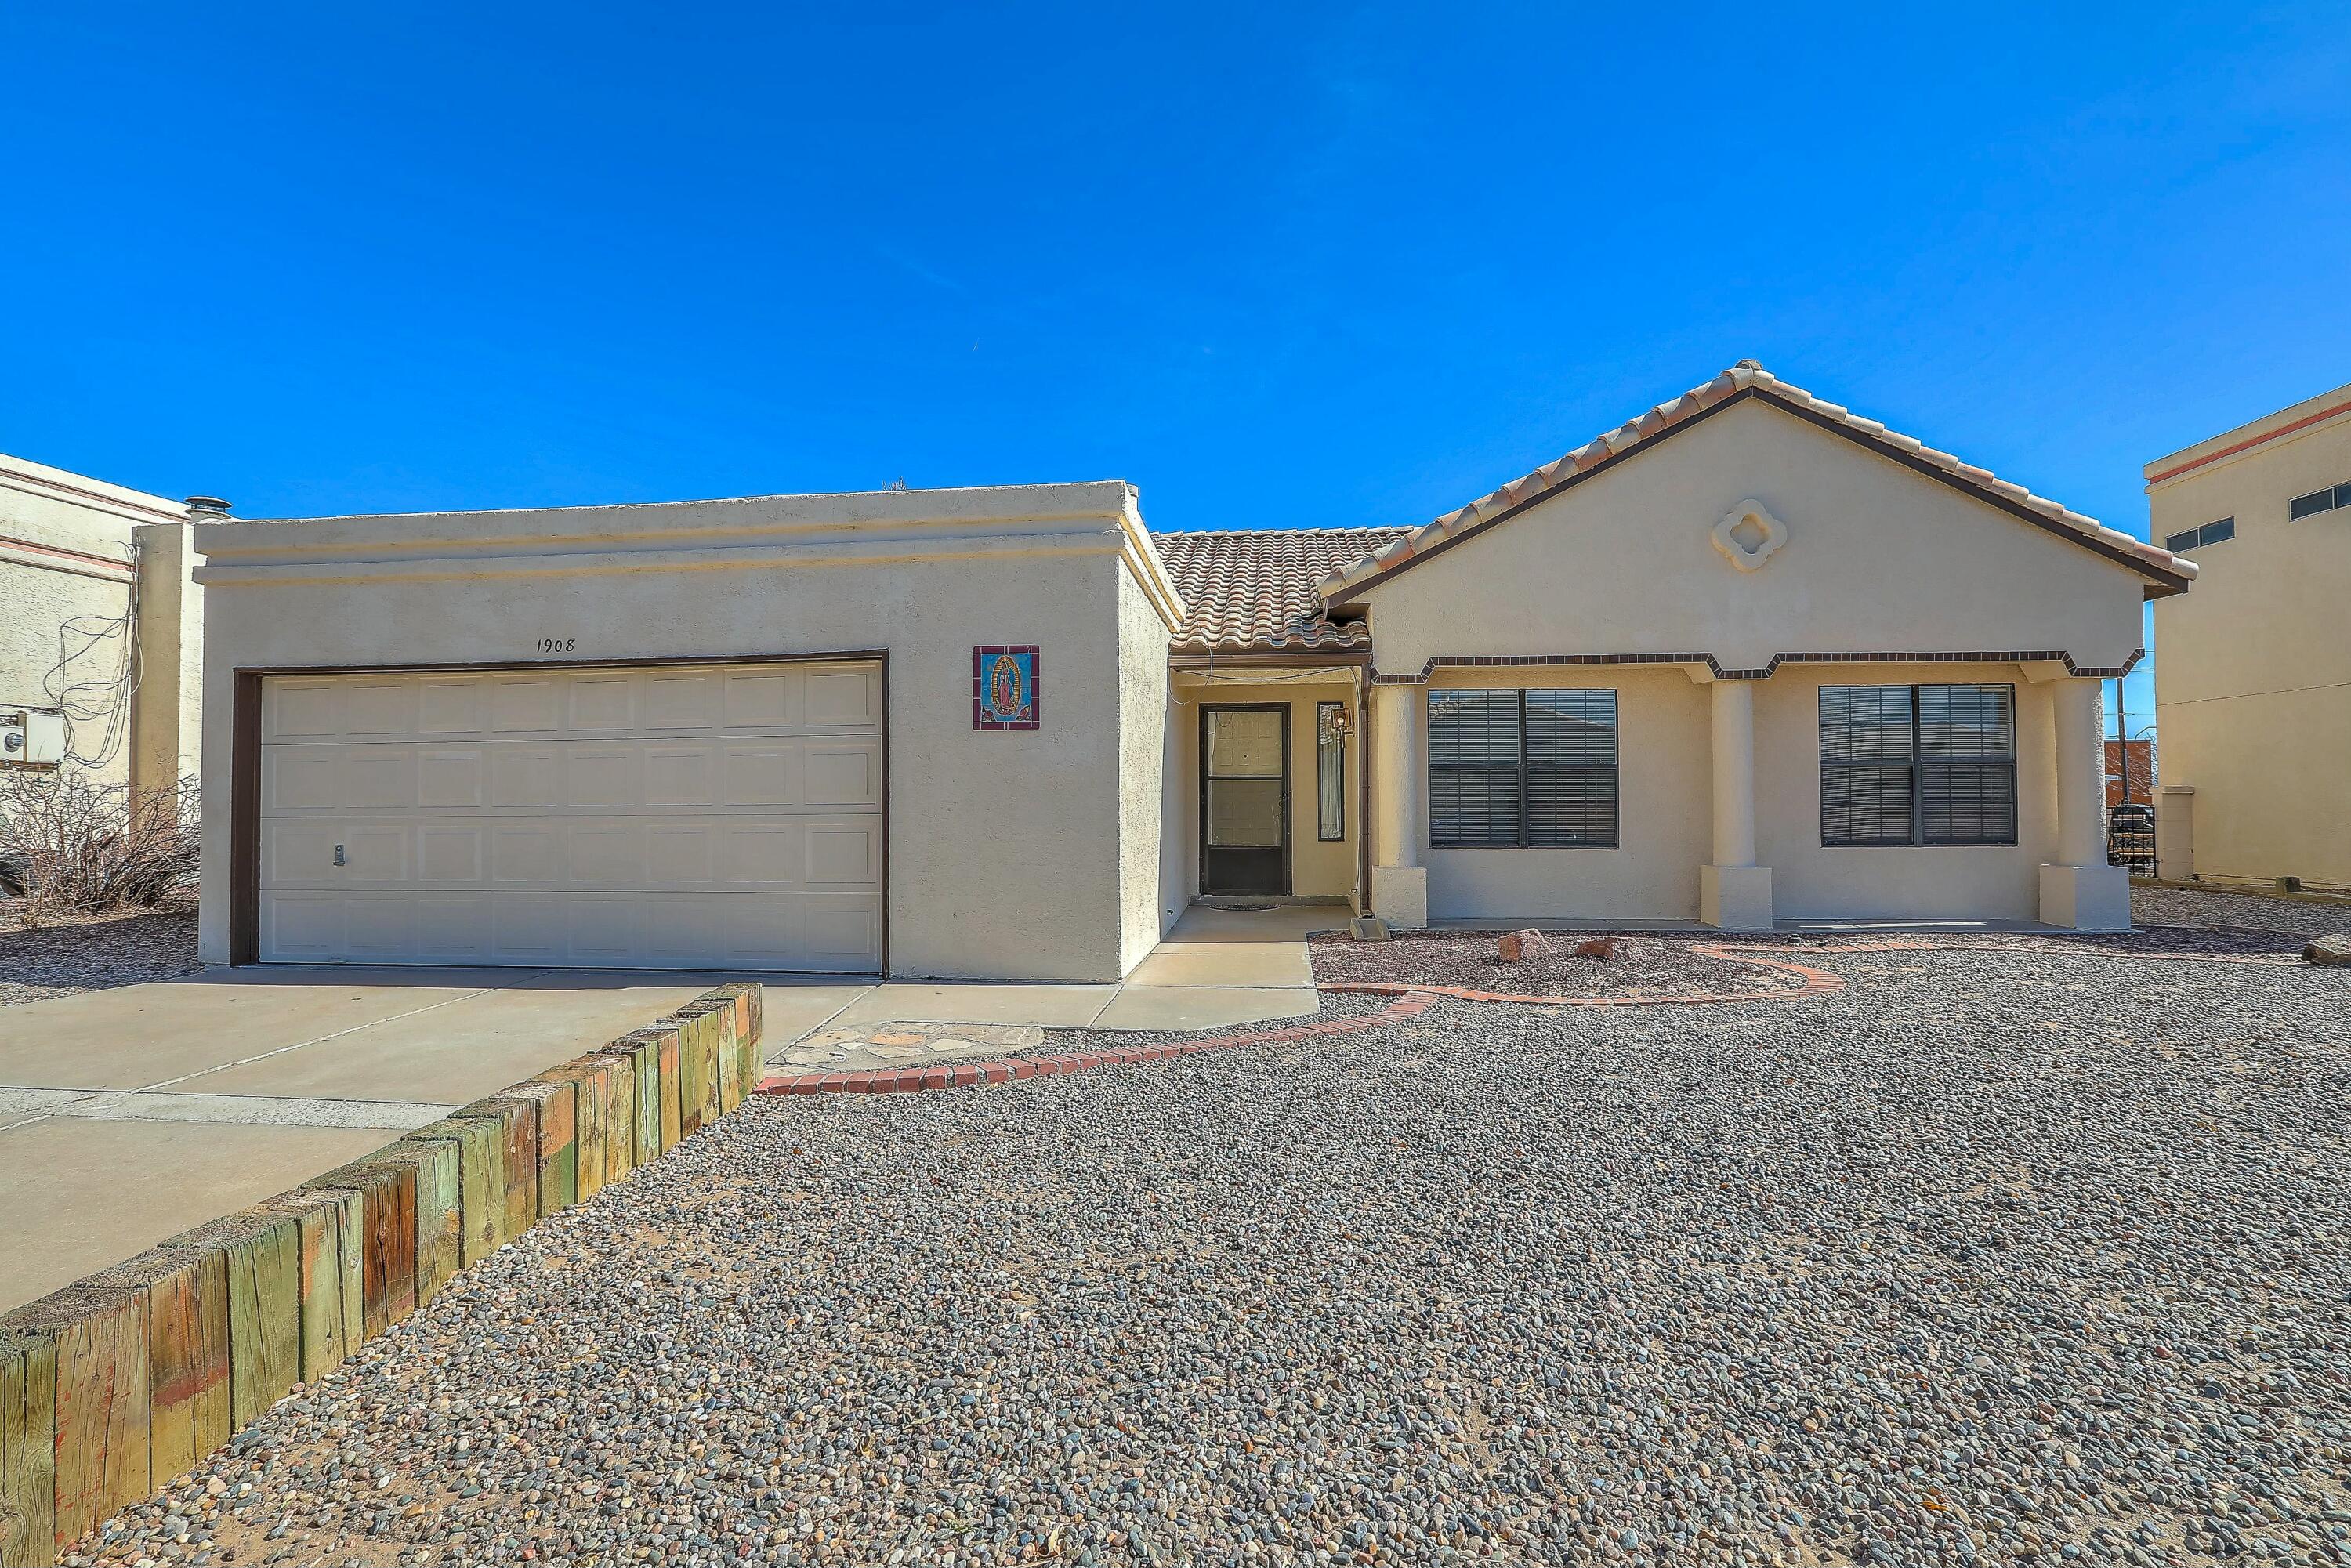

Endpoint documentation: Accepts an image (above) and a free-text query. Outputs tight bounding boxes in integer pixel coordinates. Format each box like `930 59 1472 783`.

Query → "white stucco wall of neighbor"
1356 397 2154 925
191 482 1183 983
1 452 201 798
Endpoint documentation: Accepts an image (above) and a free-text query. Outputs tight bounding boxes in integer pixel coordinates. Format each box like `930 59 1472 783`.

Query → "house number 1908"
536 639 575 654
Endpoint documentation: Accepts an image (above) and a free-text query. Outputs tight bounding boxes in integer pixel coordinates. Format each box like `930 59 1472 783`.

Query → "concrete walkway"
0 901 1336 1311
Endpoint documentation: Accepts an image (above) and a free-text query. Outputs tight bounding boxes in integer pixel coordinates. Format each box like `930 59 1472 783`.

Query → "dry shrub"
0 769 197 919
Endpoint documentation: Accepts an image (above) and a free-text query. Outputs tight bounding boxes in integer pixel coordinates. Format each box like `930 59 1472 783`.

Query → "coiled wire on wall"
39 538 143 769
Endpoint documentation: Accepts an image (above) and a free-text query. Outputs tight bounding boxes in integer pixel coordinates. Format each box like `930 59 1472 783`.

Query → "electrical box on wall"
1 708 67 768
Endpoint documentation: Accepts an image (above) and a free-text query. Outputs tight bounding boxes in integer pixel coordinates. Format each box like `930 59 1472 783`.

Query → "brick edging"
754 990 1440 1097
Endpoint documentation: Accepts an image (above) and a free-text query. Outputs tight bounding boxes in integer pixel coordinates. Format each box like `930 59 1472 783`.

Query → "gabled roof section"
1156 527 1409 655
1316 363 2196 603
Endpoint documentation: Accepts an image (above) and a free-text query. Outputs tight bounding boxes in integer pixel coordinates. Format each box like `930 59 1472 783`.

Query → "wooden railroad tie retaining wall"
0 981 763 1567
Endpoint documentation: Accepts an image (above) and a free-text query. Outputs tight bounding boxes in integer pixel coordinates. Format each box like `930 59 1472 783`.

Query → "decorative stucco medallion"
1711 498 1788 572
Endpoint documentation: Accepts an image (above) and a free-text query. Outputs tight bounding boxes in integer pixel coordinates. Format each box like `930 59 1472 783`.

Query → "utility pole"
2115 677 2130 809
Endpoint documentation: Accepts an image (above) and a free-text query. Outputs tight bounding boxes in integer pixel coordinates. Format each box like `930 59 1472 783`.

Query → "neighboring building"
1 452 206 804
2104 738 2154 810
2146 380 2351 889
190 364 2189 978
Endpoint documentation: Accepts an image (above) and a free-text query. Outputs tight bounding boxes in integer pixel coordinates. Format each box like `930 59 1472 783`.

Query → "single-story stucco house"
190 364 2193 980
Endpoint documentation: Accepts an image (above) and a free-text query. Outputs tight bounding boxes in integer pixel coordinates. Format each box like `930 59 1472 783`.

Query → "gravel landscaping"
2130 886 2351 940
1306 932 1828 1001
0 898 199 1008
78 936 2351 1568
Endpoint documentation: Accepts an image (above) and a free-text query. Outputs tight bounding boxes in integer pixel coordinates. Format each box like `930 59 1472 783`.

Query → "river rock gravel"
66 942 2351 1568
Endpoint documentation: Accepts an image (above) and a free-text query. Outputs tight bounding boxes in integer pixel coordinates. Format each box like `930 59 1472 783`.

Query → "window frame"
1315 701 1346 842
2288 488 2338 520
1818 683 2019 849
1427 687 1620 849
2165 517 2235 552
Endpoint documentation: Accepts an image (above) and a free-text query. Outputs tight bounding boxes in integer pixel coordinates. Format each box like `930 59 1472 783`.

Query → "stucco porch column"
1699 679 1774 929
1368 681 1429 927
2038 676 2131 929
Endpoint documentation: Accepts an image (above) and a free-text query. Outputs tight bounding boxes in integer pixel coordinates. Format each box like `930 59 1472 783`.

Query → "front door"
1200 704 1290 896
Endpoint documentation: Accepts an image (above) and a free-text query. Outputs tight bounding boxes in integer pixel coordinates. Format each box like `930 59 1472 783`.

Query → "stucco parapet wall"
191 480 1188 630
1367 649 2148 683
2144 378 2351 488
0 451 193 534
1315 364 2193 603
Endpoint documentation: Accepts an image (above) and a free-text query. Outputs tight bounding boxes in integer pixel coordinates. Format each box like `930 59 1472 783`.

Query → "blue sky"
6 3 2348 729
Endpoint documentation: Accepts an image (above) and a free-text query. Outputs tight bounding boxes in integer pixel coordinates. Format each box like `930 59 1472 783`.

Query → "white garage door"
259 661 883 971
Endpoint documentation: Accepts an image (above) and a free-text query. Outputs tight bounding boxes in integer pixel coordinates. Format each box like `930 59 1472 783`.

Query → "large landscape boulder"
1496 929 1555 964
2305 934 2351 967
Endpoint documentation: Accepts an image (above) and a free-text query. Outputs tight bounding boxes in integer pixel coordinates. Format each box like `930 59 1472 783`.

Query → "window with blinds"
1428 689 1618 848
1820 683 2017 846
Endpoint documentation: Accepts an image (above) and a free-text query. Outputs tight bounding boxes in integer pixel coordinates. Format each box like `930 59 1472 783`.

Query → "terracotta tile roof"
1154 527 1409 654
1316 362 2196 600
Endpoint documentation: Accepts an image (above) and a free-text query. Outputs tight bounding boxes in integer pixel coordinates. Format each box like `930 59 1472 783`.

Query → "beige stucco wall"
1355 397 2153 923
1 454 196 796
1360 397 2149 679
1758 664 2062 922
192 482 1181 982
1115 568 1175 969
1413 665 1710 923
1167 672 1359 903
2148 384 2351 887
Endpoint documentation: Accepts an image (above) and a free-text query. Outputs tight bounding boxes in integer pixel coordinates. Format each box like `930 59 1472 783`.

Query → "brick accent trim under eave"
1367 648 2146 683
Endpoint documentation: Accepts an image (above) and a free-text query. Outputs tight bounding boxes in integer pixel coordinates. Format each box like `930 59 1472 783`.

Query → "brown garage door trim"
230 651 891 975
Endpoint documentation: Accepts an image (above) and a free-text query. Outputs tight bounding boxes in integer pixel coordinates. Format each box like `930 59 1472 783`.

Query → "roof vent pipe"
184 497 232 518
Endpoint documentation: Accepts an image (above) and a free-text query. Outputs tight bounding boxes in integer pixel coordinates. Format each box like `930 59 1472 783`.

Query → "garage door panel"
640 899 724 965
416 748 486 808
489 679 566 733
267 680 345 739
804 667 879 726
639 673 721 730
786 900 881 970
717 823 803 886
803 743 878 806
266 749 343 812
264 896 346 961
568 824 645 884
491 900 567 963
418 678 484 733
412 899 492 962
566 901 639 965
722 669 799 727
339 683 418 737
339 825 411 882
643 745 716 806
342 900 415 961
644 824 715 883
259 661 882 971
721 745 798 807
418 824 486 882
265 824 342 885
491 748 563 807
568 675 638 730
806 821 879 884
565 746 642 807
341 748 419 810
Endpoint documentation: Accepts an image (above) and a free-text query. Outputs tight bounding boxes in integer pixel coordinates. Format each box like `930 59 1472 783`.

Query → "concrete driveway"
0 967 723 1311
0 900 1333 1313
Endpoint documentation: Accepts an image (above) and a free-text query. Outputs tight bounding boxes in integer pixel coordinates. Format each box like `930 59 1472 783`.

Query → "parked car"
2107 803 2156 875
